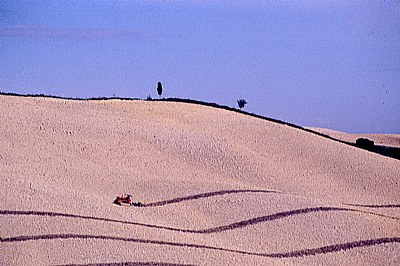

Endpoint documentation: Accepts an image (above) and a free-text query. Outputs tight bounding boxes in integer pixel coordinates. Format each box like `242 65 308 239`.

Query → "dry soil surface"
308 127 400 148
1 95 399 265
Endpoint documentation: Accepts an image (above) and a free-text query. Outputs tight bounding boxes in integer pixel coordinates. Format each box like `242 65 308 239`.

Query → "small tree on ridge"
237 99 247 110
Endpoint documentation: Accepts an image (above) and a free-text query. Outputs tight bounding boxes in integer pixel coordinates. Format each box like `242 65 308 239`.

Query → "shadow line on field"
142 189 279 207
1 207 398 235
2 234 399 258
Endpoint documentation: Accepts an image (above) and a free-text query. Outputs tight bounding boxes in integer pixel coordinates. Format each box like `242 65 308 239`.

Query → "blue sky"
1 1 399 133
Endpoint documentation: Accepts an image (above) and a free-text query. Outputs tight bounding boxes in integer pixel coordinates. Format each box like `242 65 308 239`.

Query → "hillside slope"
1 95 399 265
308 127 400 148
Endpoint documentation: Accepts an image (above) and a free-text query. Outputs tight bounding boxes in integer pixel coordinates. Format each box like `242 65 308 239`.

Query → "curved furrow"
344 203 400 208
0 210 185 233
1 207 398 235
58 263 196 266
141 189 279 207
193 207 399 234
140 190 400 211
2 234 399 258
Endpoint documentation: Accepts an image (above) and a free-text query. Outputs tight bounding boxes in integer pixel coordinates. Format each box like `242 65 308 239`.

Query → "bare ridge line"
1 234 399 258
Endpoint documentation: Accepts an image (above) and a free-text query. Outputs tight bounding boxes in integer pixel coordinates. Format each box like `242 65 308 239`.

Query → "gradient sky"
1 1 399 133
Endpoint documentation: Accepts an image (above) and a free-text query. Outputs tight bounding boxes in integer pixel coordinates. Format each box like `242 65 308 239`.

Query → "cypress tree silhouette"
157 82 163 98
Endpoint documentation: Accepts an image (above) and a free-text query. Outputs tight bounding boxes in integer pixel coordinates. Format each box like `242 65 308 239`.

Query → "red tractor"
114 194 142 207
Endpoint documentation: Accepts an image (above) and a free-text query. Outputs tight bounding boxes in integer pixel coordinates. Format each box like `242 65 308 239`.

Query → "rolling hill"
1 94 399 265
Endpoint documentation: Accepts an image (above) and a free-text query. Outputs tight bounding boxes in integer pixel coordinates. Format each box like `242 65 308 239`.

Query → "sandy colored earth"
308 127 400 148
1 95 399 265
